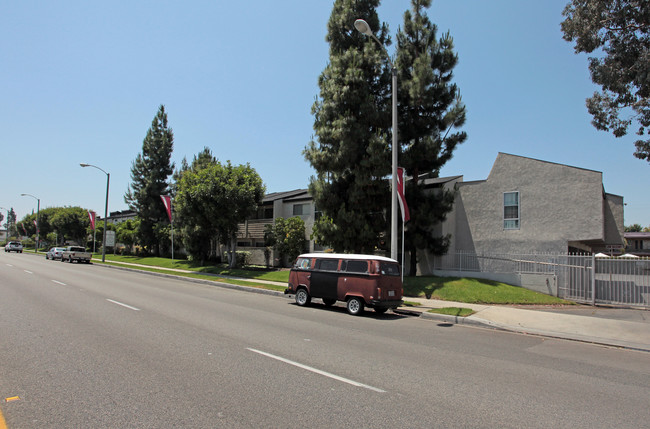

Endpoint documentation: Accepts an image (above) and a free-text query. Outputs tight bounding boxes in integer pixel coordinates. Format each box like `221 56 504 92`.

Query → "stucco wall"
453 153 606 255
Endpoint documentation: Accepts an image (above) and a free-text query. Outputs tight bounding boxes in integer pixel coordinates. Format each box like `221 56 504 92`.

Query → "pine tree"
304 0 392 254
396 0 467 275
125 105 175 255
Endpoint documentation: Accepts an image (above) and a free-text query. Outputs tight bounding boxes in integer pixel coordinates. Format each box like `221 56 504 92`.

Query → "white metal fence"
431 251 650 308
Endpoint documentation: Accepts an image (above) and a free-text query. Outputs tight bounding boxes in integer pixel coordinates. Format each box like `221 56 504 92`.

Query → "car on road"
61 246 92 263
46 247 67 260
285 253 403 315
5 241 23 253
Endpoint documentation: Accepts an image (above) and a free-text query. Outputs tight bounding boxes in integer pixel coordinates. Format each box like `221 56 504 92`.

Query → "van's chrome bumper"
370 299 403 309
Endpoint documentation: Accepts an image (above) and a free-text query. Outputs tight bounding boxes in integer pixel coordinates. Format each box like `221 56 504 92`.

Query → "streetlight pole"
80 163 110 263
354 19 399 261
20 193 40 252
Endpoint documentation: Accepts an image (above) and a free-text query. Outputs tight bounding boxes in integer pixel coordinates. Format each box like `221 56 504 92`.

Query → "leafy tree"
6 208 17 239
625 223 643 232
561 0 650 162
264 217 307 266
174 149 219 264
175 153 265 267
396 0 467 275
20 207 60 245
125 105 175 254
50 207 90 245
115 219 139 254
304 0 392 253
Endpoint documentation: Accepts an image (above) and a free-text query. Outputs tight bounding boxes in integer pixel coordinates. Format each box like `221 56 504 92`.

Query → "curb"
90 261 650 352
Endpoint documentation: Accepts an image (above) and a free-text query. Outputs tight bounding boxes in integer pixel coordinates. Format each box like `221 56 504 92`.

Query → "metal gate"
557 255 650 308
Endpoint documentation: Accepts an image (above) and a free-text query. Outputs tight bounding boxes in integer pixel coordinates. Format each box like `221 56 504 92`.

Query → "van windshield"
380 263 400 276
294 258 311 270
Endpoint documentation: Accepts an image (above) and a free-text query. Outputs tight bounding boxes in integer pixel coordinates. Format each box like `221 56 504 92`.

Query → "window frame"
503 191 520 230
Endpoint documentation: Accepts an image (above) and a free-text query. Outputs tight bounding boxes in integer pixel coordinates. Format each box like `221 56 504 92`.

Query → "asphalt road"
1 251 649 428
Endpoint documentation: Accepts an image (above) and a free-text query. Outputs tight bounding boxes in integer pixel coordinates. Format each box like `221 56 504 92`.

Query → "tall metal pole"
80 163 110 263
103 173 110 263
20 193 40 252
391 67 398 261
355 19 399 261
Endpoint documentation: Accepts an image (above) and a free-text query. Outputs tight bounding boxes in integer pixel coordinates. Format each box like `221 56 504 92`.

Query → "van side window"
380 263 400 276
294 258 311 270
345 260 368 274
317 259 339 271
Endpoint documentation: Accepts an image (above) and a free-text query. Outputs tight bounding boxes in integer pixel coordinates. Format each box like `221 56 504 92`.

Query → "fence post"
591 254 596 306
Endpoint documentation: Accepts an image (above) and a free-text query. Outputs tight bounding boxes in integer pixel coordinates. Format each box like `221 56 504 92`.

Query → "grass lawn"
403 276 570 305
98 255 570 305
99 254 290 283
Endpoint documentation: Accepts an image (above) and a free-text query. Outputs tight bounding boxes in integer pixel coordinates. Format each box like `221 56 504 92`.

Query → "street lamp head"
80 163 90 167
354 19 373 37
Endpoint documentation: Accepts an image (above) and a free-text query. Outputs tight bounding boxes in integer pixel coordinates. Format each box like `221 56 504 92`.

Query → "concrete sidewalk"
95 258 650 352
402 296 650 352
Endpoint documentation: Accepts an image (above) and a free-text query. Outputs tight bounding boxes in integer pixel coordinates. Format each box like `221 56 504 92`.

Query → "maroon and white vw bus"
285 253 403 315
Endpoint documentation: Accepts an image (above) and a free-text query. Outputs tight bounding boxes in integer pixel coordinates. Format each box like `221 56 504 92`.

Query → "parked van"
285 253 403 315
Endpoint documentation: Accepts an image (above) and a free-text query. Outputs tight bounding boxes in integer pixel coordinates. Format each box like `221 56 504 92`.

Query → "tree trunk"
408 242 418 277
229 234 237 268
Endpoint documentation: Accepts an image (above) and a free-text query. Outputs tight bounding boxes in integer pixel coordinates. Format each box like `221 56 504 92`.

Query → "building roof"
262 189 309 203
624 232 650 239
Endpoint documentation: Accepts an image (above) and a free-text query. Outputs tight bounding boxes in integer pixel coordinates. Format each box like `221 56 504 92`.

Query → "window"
380 263 400 276
294 258 311 270
504 192 520 229
293 203 309 216
345 260 369 274
317 259 339 271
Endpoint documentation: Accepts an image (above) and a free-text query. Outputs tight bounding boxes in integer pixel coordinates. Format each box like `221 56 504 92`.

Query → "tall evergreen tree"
304 0 392 254
125 105 175 255
396 0 467 275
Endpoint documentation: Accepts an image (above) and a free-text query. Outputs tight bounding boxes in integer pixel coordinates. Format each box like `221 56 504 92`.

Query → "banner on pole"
397 167 410 222
88 210 96 230
160 195 172 223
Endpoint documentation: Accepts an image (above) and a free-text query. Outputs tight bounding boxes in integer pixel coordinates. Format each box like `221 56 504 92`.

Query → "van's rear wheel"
322 298 336 306
295 288 311 306
374 307 388 314
346 297 364 316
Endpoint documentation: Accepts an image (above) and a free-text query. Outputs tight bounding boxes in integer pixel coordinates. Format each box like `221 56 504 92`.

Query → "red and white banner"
397 167 410 222
21 223 27 235
160 195 173 223
88 210 96 230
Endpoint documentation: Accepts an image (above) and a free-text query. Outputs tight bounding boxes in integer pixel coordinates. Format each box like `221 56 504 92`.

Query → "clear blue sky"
2 1 648 228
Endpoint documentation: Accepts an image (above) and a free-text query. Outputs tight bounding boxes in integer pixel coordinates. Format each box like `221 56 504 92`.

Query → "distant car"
61 246 92 263
46 247 67 260
5 241 23 253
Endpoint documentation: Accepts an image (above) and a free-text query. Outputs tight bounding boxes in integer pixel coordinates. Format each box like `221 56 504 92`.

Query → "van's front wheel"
295 288 311 306
346 297 364 316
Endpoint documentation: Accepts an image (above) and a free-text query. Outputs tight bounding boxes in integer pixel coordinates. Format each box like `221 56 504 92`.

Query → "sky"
1 0 648 228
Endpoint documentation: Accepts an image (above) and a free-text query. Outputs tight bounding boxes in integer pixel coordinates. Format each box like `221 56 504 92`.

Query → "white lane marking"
24 270 33 274
51 280 66 286
106 299 140 311
247 348 386 393
6 264 13 267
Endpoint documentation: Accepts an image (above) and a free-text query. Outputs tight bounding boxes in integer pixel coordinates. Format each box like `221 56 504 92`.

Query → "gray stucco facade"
420 153 625 275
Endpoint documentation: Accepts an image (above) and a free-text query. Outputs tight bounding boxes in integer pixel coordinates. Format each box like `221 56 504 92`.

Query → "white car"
46 247 67 260
5 241 23 253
